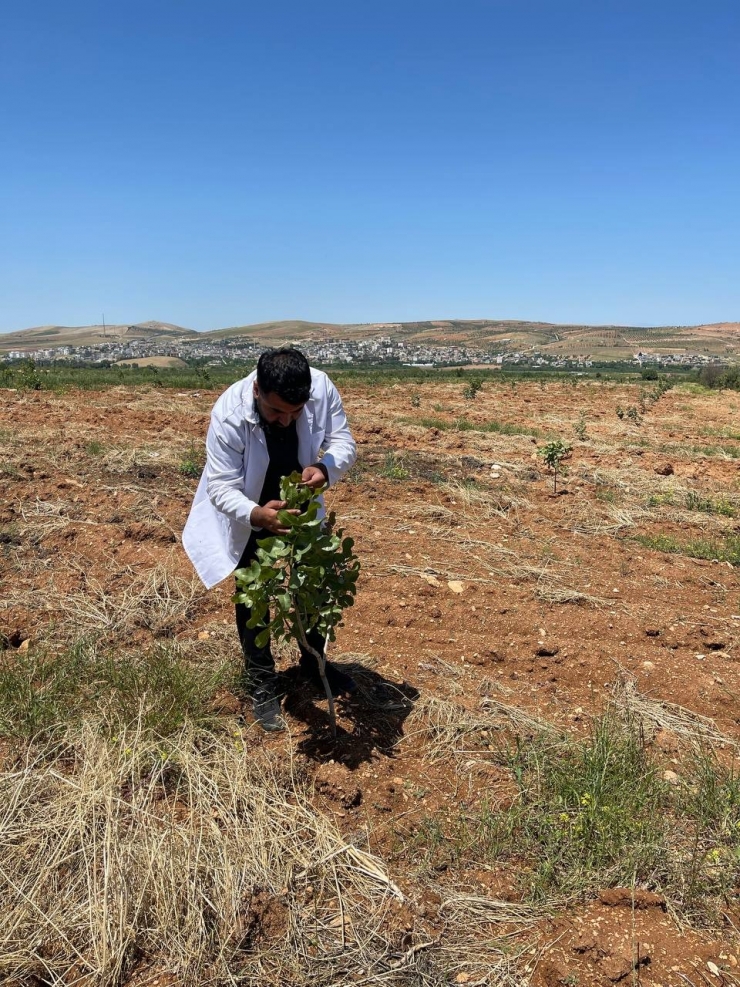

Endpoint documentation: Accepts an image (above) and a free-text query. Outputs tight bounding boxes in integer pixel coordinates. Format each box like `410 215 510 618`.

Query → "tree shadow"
281 657 419 769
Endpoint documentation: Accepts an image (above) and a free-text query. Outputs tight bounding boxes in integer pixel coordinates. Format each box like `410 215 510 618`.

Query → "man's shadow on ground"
281 657 419 769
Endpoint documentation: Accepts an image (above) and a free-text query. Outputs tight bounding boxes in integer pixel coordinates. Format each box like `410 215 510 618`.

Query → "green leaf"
254 627 271 649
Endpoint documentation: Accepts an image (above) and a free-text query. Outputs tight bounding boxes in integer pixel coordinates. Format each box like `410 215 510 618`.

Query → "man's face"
253 384 305 428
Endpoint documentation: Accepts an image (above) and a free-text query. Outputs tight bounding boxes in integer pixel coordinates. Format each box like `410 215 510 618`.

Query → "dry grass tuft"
614 679 740 752
408 695 557 761
533 584 614 607
0 718 407 985
63 563 204 639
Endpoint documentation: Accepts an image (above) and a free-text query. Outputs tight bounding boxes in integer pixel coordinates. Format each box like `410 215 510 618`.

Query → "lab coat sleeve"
204 414 257 528
318 378 357 485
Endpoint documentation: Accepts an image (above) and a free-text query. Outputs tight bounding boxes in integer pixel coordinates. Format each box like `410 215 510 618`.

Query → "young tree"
233 473 360 736
538 440 572 494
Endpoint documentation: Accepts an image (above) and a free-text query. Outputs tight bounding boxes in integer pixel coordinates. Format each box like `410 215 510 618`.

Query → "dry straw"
0 717 406 986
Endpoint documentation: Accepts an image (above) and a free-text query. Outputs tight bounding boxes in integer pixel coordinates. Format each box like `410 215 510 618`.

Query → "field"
2 374 740 985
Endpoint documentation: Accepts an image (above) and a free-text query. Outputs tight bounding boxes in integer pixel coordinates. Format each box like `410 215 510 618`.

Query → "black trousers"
235 532 326 692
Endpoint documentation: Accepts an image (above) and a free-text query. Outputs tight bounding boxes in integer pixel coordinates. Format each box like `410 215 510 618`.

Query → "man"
183 347 357 731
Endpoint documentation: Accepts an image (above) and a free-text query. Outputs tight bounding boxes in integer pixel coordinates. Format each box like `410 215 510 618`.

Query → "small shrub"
573 414 587 441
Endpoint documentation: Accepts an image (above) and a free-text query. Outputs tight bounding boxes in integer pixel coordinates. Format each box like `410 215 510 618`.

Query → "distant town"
0 331 718 370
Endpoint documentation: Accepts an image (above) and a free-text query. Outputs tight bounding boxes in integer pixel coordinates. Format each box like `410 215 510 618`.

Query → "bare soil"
2 377 740 985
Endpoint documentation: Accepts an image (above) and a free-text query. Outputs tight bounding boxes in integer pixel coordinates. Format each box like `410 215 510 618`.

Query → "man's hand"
301 465 327 490
250 500 299 534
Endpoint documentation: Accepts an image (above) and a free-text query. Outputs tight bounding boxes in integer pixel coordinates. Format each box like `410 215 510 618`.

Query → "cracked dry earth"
2 376 740 986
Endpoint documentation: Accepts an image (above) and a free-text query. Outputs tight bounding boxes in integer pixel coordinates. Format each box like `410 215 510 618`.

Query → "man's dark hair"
256 347 311 404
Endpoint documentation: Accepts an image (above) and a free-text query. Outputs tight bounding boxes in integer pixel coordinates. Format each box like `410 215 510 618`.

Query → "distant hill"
201 319 740 360
2 318 739 361
0 320 197 352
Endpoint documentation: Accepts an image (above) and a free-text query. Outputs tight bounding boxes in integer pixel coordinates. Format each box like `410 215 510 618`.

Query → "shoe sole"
258 719 286 732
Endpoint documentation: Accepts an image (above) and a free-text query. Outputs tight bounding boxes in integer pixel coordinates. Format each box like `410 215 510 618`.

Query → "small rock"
663 769 680 784
18 639 30 652
421 574 442 587
707 961 721 977
642 661 655 672
655 463 674 476
645 628 660 637
197 631 210 640
447 580 465 594
535 645 559 658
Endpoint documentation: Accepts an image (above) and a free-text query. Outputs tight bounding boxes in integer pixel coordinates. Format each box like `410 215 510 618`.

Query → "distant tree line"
697 364 740 390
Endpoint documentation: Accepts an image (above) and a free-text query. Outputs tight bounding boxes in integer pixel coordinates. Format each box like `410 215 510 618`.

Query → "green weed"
633 533 740 565
178 440 204 478
380 452 410 480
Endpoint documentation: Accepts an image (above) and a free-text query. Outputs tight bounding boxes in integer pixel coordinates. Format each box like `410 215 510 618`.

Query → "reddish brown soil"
2 378 740 984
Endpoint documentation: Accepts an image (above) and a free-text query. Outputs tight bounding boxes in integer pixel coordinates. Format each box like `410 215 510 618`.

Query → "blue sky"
2 0 739 332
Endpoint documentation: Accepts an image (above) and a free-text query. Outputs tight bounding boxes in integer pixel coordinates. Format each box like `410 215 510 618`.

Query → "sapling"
463 378 483 400
232 472 360 737
538 440 572 493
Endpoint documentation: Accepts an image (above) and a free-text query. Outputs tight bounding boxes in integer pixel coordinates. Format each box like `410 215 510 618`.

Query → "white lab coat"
182 368 356 589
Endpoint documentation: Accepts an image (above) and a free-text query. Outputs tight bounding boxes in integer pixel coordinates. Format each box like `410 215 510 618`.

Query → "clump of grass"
507 715 666 899
411 415 541 438
634 532 740 565
481 419 542 437
0 638 232 740
64 564 204 640
84 440 104 456
400 713 666 893
405 707 740 922
675 749 740 919
701 425 740 442
417 415 450 430
453 415 475 431
647 491 675 508
684 491 736 517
